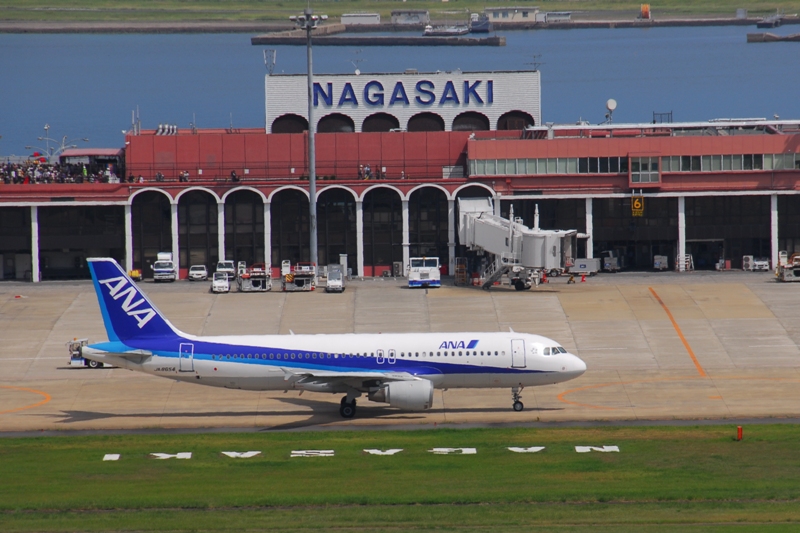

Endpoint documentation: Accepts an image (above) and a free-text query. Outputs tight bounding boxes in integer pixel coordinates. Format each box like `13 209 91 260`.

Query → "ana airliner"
82 258 587 418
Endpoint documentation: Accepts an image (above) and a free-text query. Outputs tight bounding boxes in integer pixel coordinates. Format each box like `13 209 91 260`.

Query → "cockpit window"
543 347 551 356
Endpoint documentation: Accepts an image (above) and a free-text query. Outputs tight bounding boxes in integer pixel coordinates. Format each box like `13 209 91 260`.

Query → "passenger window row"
209 350 507 360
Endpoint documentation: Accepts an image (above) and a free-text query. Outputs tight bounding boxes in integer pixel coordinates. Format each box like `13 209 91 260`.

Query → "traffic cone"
581 274 586 283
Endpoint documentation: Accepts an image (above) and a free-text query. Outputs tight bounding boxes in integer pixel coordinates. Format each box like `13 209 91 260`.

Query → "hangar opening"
409 187 449 273
317 188 357 269
686 196 769 270
362 187 403 276
225 190 265 266
270 189 310 266
363 113 400 133
272 114 308 134
452 112 490 132
407 112 445 132
592 197 677 270
39 206 125 279
497 111 534 130
778 195 800 256
0 207 31 280
318 113 355 133
132 191 172 278
178 191 219 275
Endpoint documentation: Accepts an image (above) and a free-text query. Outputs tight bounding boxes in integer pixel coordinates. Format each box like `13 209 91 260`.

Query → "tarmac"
1 270 799 434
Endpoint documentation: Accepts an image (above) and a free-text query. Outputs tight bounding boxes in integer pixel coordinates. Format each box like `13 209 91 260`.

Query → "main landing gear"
511 386 524 412
339 396 357 418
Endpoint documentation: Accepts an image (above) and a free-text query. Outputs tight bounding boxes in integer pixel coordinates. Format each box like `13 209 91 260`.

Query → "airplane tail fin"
88 258 182 343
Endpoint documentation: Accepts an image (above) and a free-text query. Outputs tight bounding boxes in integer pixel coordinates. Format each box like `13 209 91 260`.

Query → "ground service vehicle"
326 264 345 292
216 260 236 280
153 252 177 282
237 263 272 292
188 265 208 281
67 338 108 368
80 258 587 418
408 257 441 288
211 271 230 293
282 261 317 291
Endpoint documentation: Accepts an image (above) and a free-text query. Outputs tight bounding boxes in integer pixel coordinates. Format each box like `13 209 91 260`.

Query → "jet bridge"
458 198 577 290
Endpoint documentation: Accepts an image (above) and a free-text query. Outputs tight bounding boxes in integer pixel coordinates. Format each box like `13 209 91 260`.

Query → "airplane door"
377 349 385 364
388 349 396 364
179 343 194 372
511 339 526 368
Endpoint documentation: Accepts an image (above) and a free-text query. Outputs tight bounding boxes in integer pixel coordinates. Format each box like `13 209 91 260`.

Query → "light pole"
291 8 327 267
26 134 89 164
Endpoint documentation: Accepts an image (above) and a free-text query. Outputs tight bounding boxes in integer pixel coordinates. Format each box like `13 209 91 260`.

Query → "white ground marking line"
103 454 120 461
291 450 334 457
363 449 403 455
150 452 192 459
508 447 545 453
221 451 261 458
428 448 477 455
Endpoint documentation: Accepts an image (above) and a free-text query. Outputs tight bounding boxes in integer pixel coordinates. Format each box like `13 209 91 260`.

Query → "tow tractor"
281 260 317 291
237 262 272 292
67 338 108 368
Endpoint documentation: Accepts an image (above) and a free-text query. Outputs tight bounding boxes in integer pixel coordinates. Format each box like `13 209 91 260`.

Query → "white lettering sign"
508 447 546 453
98 276 157 328
575 446 619 453
150 452 192 459
363 449 403 456
428 448 477 455
221 451 261 458
291 450 334 458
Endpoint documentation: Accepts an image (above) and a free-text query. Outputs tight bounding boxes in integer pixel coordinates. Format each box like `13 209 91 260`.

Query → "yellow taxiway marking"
648 287 707 377
0 386 52 414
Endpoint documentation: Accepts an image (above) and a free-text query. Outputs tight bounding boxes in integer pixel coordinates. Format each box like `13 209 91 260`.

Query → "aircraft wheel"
514 280 527 291
513 401 524 412
87 360 101 369
339 400 356 419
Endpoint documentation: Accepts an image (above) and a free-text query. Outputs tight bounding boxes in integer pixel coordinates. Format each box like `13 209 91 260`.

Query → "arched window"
318 113 355 133
453 112 490 131
362 113 400 133
497 111 535 131
407 112 445 132
271 114 308 134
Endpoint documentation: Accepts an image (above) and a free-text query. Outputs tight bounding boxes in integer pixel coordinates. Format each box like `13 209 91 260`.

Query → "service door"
511 339 526 368
179 343 194 372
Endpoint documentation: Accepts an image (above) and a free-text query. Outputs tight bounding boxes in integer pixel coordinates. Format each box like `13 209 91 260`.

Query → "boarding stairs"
480 253 519 289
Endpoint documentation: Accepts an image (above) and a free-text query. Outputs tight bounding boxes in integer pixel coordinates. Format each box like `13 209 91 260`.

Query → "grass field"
0 0 794 24
2 425 800 531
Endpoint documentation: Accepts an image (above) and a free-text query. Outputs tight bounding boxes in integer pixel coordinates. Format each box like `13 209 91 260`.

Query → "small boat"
469 13 493 33
423 24 470 37
757 12 783 28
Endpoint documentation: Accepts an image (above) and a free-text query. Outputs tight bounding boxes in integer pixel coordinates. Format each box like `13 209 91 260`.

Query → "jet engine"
369 379 434 411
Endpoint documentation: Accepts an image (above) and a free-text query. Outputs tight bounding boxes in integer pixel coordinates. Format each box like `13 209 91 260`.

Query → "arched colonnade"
128 183 496 278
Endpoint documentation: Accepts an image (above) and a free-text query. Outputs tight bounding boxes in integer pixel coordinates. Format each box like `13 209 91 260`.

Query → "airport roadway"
2 271 799 433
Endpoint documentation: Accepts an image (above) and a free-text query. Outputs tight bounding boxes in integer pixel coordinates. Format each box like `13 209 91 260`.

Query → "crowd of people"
1 161 118 184
2 160 409 185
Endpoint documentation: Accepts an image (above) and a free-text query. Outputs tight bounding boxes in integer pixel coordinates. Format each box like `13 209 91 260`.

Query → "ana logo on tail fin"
88 258 180 342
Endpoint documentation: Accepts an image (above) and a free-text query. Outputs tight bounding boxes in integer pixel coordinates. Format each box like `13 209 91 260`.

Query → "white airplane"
82 258 587 418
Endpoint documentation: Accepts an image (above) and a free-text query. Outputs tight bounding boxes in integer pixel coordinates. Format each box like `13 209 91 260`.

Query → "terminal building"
1 69 799 281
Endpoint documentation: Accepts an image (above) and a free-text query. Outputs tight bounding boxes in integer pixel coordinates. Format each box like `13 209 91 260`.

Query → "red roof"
60 148 123 158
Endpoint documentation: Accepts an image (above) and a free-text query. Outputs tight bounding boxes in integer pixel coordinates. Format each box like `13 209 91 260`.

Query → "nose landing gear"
511 386 524 412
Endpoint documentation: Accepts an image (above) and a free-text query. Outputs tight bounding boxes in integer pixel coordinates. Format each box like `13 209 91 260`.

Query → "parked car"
188 265 208 281
211 271 230 293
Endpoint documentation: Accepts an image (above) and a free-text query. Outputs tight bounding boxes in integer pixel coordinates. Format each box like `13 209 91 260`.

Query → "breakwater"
251 34 505 46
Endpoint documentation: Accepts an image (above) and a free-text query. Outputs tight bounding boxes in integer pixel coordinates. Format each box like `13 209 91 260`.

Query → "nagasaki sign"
313 79 494 108
265 71 541 132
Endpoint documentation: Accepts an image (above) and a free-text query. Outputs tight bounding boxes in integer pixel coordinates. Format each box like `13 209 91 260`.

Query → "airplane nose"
568 354 587 375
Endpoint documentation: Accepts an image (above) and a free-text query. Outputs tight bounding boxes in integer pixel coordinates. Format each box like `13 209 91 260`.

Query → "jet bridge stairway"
458 198 578 290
